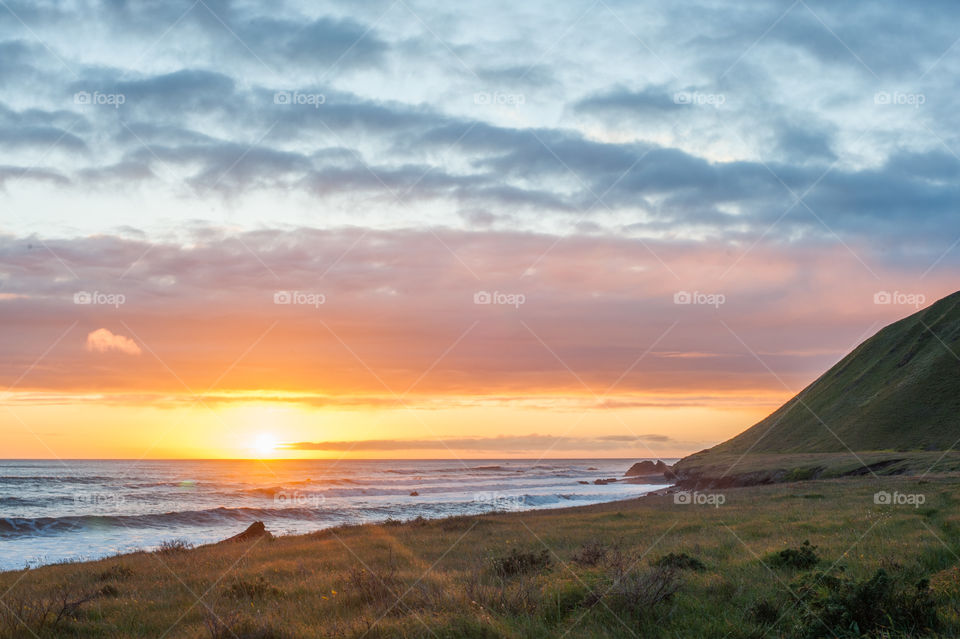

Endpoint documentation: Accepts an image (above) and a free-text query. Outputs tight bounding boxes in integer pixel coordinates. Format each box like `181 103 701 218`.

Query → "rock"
219 521 273 544
625 460 674 479
578 480 589 484
409 491 419 496
624 461 658 476
593 478 618 485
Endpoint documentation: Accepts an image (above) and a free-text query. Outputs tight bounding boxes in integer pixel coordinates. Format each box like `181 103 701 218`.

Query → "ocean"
0 458 671 571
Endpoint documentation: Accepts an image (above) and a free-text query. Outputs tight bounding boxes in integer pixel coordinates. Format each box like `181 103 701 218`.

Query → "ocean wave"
0 475 116 484
385 465 508 474
0 486 649 539
0 506 337 538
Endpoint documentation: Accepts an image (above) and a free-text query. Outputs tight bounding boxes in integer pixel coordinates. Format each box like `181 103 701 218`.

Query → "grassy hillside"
672 451 960 488
706 290 960 455
3 477 960 638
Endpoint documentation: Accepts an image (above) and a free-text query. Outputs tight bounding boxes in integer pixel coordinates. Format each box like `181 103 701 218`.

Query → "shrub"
747 598 780 624
0 585 98 635
791 568 938 638
156 539 193 555
653 552 706 571
98 584 121 597
766 540 819 570
490 549 552 578
572 541 609 567
595 566 681 618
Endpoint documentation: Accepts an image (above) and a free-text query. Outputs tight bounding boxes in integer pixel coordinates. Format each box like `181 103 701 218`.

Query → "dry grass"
1 475 959 637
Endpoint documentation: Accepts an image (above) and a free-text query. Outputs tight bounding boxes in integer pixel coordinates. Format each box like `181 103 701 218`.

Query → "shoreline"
1 480 675 575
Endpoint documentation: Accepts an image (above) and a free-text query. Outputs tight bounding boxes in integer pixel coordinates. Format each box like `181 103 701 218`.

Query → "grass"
673 450 960 488
2 476 960 637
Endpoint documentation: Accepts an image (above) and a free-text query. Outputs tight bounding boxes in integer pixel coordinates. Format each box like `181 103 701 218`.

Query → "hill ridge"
694 290 960 457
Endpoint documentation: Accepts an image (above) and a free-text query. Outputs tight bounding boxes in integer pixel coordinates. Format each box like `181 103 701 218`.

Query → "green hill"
697 290 960 456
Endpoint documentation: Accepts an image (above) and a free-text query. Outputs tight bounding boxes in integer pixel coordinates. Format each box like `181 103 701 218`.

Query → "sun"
252 433 277 458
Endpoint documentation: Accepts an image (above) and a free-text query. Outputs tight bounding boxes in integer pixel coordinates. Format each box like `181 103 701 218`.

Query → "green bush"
653 552 706 571
766 540 820 570
747 598 780 624
791 568 937 638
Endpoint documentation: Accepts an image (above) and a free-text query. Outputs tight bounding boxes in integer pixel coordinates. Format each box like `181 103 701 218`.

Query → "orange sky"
3 399 777 459
1 229 951 460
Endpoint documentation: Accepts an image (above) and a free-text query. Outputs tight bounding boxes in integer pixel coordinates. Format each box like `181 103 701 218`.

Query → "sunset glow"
0 1 957 462
252 433 277 458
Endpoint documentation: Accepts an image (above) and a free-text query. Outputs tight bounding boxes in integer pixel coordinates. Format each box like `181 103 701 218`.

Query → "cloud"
85 329 141 356
285 433 684 452
574 85 682 116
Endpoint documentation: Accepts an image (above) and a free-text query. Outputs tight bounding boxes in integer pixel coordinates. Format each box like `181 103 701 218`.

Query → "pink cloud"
0 228 954 401
86 329 141 356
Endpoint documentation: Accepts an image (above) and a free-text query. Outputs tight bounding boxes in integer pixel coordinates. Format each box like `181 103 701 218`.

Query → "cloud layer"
0 0 958 270
0 228 952 406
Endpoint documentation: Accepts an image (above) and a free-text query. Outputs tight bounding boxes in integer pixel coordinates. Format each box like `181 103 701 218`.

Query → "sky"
1 0 958 459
